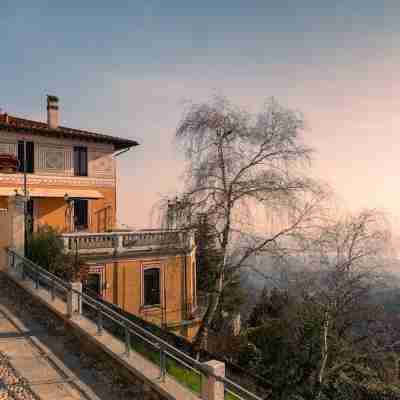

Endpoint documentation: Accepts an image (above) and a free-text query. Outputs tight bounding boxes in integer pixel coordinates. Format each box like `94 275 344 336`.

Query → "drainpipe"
163 262 167 328
183 240 188 321
112 146 133 230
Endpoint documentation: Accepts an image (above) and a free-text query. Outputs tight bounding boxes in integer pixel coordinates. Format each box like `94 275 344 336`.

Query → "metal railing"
61 229 196 255
6 248 263 400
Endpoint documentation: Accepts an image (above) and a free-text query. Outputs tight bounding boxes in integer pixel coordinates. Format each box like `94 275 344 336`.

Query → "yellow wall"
0 187 116 233
95 252 200 339
0 197 8 209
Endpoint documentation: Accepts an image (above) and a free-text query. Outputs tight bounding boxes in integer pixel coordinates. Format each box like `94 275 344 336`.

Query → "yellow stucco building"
0 96 200 339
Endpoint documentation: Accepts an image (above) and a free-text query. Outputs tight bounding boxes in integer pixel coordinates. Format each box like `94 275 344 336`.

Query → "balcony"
0 171 115 190
61 229 196 256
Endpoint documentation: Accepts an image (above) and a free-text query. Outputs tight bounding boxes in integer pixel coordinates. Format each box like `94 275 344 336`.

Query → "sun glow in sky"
2 1 400 233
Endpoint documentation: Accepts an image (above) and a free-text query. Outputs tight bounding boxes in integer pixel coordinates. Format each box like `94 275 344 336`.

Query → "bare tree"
241 209 394 399
173 96 328 351
293 209 393 398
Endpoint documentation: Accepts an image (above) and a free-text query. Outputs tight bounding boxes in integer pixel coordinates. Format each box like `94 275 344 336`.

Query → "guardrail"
6 248 264 400
61 229 196 256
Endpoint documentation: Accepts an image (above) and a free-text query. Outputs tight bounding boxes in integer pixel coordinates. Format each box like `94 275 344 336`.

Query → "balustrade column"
201 360 225 400
67 281 82 318
116 234 124 253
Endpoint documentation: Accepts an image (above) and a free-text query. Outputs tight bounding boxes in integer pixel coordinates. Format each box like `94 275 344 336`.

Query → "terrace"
61 229 196 257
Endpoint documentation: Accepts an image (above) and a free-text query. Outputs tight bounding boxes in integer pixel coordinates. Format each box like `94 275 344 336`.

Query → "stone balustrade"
61 229 195 255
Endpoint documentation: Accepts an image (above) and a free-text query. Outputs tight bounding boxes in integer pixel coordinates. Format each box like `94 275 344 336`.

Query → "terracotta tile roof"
0 114 139 150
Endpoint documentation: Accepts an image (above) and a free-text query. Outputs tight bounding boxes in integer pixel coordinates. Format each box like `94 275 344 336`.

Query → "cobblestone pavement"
0 351 38 400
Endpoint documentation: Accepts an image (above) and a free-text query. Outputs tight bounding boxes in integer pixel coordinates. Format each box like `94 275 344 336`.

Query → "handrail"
6 248 263 400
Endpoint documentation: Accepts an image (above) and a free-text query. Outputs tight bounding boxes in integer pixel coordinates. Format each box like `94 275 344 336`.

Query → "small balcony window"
143 268 160 307
17 141 34 173
74 146 88 176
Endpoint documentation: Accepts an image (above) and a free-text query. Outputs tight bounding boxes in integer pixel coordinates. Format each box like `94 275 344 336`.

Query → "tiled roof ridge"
0 113 139 149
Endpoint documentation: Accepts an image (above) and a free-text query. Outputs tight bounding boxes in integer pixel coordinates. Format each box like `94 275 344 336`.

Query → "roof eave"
114 140 140 151
0 123 139 150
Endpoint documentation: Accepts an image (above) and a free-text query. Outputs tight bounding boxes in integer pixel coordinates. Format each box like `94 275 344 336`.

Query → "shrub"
26 225 80 281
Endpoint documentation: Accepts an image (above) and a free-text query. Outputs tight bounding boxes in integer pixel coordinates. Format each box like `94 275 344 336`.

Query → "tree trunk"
315 311 330 399
192 270 224 357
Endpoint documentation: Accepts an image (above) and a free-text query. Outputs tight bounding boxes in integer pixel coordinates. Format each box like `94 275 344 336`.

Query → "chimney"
0 109 9 124
47 95 59 129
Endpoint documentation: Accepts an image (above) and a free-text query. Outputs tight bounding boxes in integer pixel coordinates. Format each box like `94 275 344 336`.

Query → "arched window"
143 268 160 306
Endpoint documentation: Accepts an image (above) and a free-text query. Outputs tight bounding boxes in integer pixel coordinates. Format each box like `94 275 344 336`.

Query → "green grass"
129 335 244 399
129 335 202 393
225 390 242 399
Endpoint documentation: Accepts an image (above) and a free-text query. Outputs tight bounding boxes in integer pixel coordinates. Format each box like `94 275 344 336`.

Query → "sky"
1 0 400 231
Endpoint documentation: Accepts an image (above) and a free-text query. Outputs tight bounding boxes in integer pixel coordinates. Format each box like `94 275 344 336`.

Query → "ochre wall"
0 197 8 209
97 253 195 329
89 187 116 232
0 187 116 233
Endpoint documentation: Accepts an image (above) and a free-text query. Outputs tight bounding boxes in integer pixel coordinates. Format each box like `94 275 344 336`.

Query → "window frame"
86 272 102 297
84 265 106 298
141 264 162 309
73 146 88 177
17 141 34 173
73 198 89 231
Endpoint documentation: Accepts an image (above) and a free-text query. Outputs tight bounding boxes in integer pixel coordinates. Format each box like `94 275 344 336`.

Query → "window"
74 199 88 231
74 146 88 176
143 268 160 306
86 273 101 296
17 141 34 173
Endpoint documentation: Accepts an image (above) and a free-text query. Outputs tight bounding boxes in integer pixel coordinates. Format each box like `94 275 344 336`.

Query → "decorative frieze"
0 173 115 188
37 144 73 173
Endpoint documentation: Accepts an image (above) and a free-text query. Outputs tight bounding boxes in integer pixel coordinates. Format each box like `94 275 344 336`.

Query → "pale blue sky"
1 1 400 229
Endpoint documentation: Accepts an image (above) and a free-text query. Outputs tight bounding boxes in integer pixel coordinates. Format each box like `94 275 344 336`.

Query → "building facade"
0 96 200 339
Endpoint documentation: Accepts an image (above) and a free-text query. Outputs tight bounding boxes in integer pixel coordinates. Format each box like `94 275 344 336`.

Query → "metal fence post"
51 278 55 301
159 344 166 381
97 305 103 335
35 267 39 289
124 322 130 356
21 260 26 281
201 360 225 400
67 284 73 318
